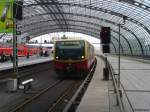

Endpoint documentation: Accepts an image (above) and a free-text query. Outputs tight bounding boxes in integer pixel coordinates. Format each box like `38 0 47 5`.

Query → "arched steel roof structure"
18 0 150 56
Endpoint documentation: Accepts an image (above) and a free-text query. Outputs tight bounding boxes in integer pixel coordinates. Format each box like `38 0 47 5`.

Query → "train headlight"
56 56 59 59
81 56 84 59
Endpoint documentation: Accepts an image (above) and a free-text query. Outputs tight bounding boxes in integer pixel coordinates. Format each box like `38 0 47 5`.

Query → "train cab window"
55 40 85 60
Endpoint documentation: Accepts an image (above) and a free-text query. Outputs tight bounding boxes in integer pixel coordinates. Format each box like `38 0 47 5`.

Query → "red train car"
17 45 39 57
0 47 12 61
0 44 39 62
53 39 96 77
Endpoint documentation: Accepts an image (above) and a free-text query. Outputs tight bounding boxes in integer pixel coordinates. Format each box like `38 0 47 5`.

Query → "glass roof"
15 0 150 56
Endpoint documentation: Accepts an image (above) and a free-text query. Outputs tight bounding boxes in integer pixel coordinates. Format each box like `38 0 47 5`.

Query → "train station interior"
0 0 150 112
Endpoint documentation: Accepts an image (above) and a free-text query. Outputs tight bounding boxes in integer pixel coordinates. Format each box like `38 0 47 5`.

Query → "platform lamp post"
0 1 21 92
1 0 18 76
26 36 30 59
4 19 18 77
118 16 126 92
12 1 23 91
12 18 18 77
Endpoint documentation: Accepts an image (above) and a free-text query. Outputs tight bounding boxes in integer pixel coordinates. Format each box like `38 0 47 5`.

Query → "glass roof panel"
18 0 150 56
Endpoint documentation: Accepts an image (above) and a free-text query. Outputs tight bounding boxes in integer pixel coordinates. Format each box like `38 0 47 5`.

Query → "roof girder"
34 0 68 31
22 18 140 55
26 23 135 54
24 1 150 35
28 27 124 54
118 0 150 11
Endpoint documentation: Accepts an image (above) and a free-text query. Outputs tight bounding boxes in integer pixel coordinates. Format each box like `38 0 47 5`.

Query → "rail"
11 80 62 112
63 59 97 112
98 54 135 112
120 83 135 112
97 55 125 112
107 58 125 112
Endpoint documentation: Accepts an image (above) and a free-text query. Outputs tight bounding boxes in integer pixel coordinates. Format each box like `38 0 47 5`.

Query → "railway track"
48 79 82 112
0 61 57 112
0 59 97 112
8 79 83 112
10 80 63 112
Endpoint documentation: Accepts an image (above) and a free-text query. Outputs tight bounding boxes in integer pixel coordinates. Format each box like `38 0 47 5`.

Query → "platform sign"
0 0 14 33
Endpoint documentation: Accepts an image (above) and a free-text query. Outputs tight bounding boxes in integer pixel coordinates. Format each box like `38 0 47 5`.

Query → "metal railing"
98 54 135 112
63 59 97 112
63 55 135 112
97 55 125 112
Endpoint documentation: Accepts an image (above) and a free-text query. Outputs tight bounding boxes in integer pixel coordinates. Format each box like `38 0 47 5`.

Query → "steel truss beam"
24 2 150 35
22 19 135 55
27 24 134 54
118 0 150 11
22 12 150 51
48 0 69 29
111 35 124 54
111 42 117 54
27 0 150 12
36 0 68 31
28 27 120 54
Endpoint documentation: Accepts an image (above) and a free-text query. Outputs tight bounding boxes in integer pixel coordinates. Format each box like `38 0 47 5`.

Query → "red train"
53 39 96 77
0 44 39 62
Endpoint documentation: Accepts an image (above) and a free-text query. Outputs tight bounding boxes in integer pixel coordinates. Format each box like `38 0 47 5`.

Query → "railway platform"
0 55 53 71
76 57 109 112
0 55 150 112
76 56 120 112
76 55 150 112
108 56 150 112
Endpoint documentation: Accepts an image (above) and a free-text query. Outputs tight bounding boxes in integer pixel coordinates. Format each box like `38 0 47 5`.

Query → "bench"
19 78 34 93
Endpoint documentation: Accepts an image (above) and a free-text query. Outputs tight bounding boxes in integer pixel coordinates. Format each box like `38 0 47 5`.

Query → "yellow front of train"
53 39 91 76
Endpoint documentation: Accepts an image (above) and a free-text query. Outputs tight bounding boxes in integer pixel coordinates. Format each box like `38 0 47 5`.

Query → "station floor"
76 57 109 112
0 55 150 112
0 55 53 71
77 55 150 112
76 56 120 112
108 56 150 112
0 55 53 112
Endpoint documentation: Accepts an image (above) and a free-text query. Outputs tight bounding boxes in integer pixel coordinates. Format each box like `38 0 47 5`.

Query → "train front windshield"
55 40 85 60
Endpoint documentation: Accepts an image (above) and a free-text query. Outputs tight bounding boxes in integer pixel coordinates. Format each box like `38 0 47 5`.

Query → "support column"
13 19 18 77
